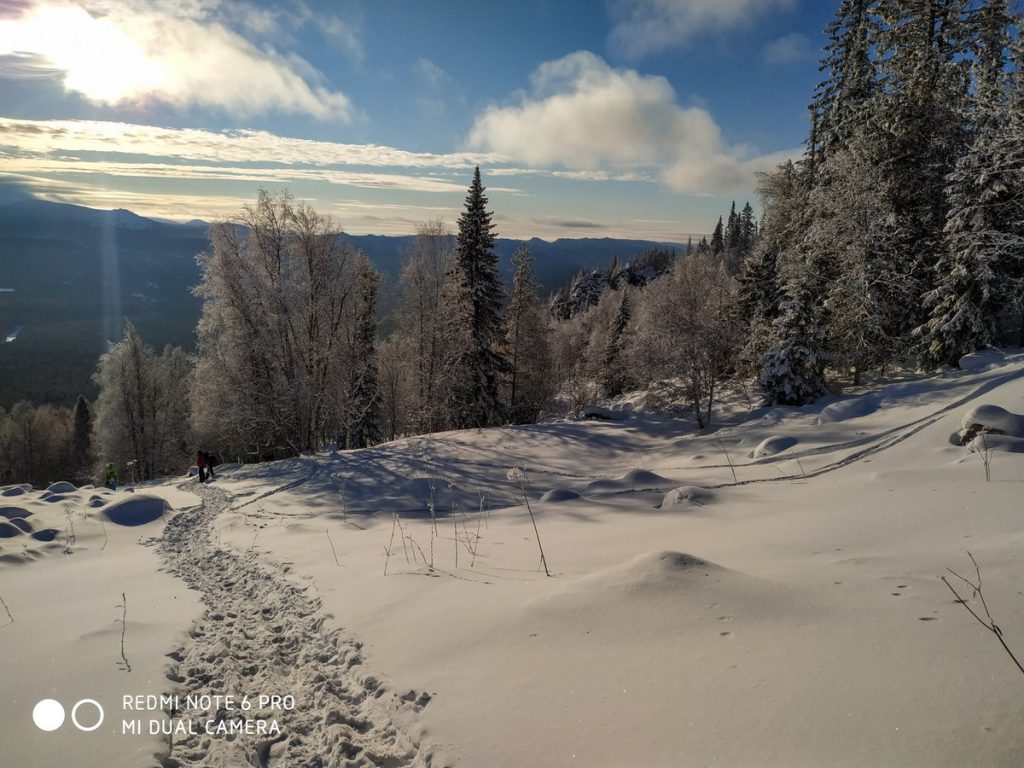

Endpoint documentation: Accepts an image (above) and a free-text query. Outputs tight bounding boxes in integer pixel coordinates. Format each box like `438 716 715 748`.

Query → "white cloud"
0 156 488 193
0 1 355 120
414 57 451 89
466 52 796 195
608 0 796 59
763 32 813 65
0 117 501 168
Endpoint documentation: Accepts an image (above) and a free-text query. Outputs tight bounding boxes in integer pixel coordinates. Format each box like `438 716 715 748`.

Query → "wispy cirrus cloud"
0 118 502 168
0 0 356 120
608 0 797 59
763 32 814 65
0 117 520 229
466 52 797 195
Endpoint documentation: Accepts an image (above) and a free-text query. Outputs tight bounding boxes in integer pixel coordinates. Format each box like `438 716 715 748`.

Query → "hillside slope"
4 351 1020 767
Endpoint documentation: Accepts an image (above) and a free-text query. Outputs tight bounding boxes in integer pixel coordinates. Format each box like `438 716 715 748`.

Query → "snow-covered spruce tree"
443 168 507 429
1007 12 1024 341
806 124 910 381
346 252 382 448
602 291 633 398
737 247 782 376
192 191 358 455
758 278 830 406
505 245 554 423
93 321 191 480
741 160 813 375
810 0 878 166
871 0 972 334
915 0 1021 368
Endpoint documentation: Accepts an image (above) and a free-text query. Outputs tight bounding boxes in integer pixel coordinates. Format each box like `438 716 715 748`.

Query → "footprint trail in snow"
157 482 431 768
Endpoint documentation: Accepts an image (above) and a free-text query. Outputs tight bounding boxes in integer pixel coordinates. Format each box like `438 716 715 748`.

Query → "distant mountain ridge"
0 197 683 407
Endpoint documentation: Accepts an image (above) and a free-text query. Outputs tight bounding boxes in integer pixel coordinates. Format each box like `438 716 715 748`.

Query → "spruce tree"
758 277 829 405
737 248 782 374
448 167 507 428
603 292 632 397
726 201 740 250
915 0 1020 368
738 202 756 256
810 0 877 164
711 217 725 256
348 254 382 448
872 0 972 334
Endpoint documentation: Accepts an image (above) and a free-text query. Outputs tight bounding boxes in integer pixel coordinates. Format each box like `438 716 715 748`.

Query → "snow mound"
43 494 68 503
585 468 674 494
959 404 1024 443
102 495 167 526
583 551 726 594
1 484 31 497
580 404 628 421
967 434 1024 454
817 395 878 423
6 517 32 533
0 520 28 538
31 528 59 542
660 486 714 510
540 488 582 503
88 497 107 508
0 506 31 519
45 481 77 494
749 435 798 459
959 348 1006 371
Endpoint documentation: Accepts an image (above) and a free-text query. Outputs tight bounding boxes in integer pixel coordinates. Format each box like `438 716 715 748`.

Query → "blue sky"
0 0 835 240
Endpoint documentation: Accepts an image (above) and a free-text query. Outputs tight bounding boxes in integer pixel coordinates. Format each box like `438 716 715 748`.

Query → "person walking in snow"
104 462 117 490
197 450 217 482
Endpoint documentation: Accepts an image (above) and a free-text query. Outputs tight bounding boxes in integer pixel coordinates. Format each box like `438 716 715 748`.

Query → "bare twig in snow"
326 527 340 567
716 438 738 484
117 592 131 672
0 595 13 626
942 552 1023 677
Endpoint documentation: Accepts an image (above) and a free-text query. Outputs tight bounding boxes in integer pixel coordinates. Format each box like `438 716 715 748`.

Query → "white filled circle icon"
32 699 65 731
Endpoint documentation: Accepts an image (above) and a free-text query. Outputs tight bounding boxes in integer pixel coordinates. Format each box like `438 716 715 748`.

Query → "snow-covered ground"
2 350 1023 767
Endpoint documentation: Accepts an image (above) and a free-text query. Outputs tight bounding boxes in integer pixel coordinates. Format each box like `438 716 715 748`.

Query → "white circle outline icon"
32 699 66 731
71 699 104 732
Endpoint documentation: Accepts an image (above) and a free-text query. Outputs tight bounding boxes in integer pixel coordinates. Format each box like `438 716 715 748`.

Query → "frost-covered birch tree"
191 191 358 455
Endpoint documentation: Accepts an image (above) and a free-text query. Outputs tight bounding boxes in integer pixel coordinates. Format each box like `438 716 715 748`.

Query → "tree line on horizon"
1 0 1022 486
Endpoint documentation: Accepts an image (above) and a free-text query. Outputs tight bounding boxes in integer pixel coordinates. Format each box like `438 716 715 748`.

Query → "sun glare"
0 4 163 104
